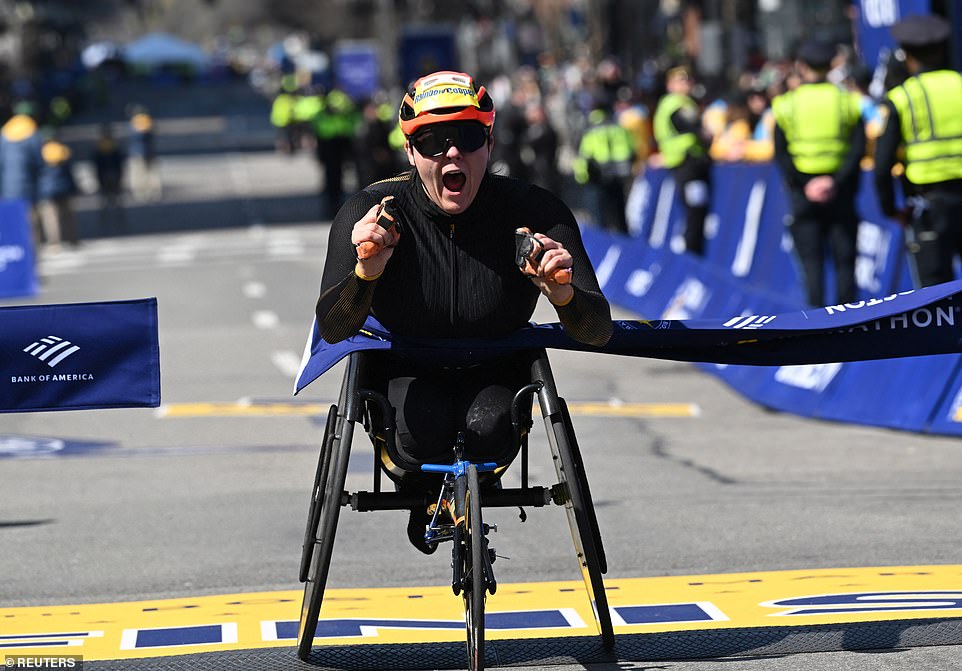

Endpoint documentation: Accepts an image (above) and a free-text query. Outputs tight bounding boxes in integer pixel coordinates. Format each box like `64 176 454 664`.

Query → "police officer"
772 41 865 307
873 14 962 287
573 101 636 234
652 66 713 255
313 86 359 219
270 79 299 154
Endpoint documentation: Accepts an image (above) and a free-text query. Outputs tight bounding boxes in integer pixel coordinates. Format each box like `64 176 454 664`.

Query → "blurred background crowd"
0 0 958 250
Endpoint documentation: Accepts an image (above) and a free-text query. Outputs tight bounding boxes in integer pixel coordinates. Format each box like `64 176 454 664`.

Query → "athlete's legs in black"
359 351 530 552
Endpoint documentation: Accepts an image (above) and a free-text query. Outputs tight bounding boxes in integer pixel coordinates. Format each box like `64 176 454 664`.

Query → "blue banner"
587 164 962 437
333 41 380 101
0 198 38 298
294 280 962 395
398 26 458 86
0 298 160 412
852 0 930 70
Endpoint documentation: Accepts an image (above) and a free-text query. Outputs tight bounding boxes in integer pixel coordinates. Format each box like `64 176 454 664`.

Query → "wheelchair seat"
350 350 536 485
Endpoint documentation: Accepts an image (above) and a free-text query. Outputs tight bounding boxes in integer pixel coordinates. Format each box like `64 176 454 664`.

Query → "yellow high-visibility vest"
772 82 861 175
887 70 962 185
653 93 702 168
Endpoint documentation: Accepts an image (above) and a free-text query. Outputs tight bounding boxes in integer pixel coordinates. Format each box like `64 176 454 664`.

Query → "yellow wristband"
549 288 574 307
354 264 383 282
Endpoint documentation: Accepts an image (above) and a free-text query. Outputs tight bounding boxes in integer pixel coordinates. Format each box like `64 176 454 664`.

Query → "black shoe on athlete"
406 508 437 555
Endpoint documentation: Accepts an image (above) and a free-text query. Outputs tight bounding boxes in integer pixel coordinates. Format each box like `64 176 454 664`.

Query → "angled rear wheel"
296 412 354 661
299 404 337 583
549 398 614 649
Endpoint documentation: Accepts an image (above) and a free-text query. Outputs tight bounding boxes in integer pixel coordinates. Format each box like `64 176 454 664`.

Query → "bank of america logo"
723 315 777 330
23 335 80 367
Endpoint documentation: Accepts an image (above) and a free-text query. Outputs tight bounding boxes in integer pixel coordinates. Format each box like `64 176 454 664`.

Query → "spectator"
615 87 654 174
652 66 713 255
874 14 962 287
37 128 79 251
488 84 527 178
127 105 162 202
518 102 560 193
709 89 773 163
92 123 127 235
353 96 398 188
746 87 775 146
772 41 865 306
0 100 44 247
844 62 884 168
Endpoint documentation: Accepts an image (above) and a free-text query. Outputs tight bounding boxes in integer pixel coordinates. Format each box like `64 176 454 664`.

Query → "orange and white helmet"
398 70 495 136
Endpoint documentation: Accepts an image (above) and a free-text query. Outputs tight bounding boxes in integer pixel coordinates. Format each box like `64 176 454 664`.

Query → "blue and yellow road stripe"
2 566 961 662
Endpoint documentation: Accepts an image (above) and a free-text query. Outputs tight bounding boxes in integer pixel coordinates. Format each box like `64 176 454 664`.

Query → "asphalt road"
2 78 961 670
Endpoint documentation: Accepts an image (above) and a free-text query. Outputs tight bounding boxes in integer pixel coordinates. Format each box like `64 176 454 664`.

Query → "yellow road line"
157 401 699 419
157 402 323 417
568 401 698 417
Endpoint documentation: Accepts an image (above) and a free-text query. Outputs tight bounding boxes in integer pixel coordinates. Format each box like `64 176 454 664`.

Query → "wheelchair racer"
315 70 612 552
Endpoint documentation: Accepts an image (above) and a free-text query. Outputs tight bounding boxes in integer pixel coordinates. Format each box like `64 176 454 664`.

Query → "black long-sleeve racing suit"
315 169 612 473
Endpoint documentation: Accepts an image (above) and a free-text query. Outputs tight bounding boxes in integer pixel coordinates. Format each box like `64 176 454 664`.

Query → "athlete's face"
406 122 492 215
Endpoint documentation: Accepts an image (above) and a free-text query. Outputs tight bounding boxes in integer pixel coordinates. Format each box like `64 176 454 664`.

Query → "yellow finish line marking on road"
2 566 960 662
156 401 699 419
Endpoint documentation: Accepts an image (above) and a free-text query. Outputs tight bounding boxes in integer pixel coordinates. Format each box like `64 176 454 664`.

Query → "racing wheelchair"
296 347 614 670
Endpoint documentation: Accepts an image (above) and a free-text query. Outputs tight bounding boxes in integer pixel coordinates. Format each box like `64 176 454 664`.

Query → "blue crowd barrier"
0 198 37 298
585 163 962 437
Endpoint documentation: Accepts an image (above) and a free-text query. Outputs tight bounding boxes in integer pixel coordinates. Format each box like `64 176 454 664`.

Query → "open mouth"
442 171 466 193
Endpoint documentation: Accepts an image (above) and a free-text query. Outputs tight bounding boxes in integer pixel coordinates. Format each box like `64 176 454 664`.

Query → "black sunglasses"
410 123 489 157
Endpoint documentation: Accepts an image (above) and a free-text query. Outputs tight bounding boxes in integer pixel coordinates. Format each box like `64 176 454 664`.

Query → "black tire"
552 398 614 650
299 404 337 583
463 465 486 671
560 399 607 573
296 415 353 661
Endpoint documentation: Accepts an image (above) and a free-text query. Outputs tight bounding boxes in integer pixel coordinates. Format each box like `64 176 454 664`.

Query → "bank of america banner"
1 298 160 412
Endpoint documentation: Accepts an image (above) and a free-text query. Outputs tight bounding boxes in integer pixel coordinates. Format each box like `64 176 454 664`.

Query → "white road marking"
267 238 305 256
243 281 267 299
157 245 197 265
252 310 279 329
271 350 303 379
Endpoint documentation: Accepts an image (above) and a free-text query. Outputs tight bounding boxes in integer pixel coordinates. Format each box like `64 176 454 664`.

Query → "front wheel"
462 465 486 671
